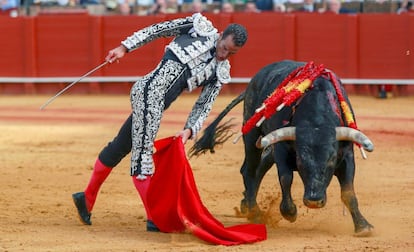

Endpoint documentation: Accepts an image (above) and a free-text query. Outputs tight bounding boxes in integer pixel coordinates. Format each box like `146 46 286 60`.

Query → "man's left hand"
175 129 192 144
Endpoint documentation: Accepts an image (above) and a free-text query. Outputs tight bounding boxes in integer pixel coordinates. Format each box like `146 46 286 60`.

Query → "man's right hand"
105 45 127 63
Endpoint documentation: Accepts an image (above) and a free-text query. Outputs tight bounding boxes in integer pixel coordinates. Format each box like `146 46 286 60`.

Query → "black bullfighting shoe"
146 220 159 232
72 192 92 225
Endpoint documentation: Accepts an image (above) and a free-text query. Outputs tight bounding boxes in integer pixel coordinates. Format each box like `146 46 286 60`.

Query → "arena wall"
0 12 413 96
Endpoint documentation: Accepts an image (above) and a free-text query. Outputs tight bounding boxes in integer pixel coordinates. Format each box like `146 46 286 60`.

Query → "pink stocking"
84 158 112 212
132 175 153 220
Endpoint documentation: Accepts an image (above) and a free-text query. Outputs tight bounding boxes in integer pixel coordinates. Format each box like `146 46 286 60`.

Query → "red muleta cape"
147 136 267 245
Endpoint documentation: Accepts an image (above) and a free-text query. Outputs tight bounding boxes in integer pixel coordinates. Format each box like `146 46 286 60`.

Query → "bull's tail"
189 91 246 157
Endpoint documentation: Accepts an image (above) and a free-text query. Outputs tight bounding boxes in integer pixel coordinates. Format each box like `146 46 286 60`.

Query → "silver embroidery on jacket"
124 13 231 175
192 13 217 37
121 16 194 52
166 33 218 64
121 13 216 53
184 81 222 138
216 60 231 84
187 57 214 91
130 60 185 176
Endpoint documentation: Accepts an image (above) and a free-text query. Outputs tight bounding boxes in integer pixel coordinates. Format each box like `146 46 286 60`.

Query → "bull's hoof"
246 206 265 223
280 200 297 223
354 224 374 237
247 209 265 224
281 212 297 223
239 200 264 223
240 199 249 215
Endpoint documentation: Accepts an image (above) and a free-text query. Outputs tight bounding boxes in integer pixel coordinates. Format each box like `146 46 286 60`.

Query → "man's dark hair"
223 23 248 47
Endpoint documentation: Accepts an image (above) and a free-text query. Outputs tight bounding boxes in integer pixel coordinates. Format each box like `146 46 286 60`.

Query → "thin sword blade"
39 61 108 110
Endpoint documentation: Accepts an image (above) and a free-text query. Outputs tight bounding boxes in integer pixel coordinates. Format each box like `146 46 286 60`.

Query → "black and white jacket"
121 13 231 138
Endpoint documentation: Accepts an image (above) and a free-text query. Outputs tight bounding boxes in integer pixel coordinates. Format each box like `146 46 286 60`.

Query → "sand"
0 93 413 251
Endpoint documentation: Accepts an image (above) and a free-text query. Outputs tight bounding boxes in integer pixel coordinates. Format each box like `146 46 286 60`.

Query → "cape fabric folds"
147 136 267 246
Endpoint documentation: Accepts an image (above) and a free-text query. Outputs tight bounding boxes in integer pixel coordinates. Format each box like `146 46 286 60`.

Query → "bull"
190 60 374 236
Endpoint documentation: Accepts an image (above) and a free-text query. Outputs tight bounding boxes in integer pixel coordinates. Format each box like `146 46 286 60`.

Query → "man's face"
215 34 242 61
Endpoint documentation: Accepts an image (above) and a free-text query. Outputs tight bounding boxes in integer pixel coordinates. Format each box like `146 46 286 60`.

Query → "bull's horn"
259 127 296 148
259 126 374 153
336 127 374 152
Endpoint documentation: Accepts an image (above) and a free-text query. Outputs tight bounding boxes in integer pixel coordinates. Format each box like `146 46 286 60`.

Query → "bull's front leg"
240 159 264 223
278 168 297 222
340 185 374 236
336 152 374 236
239 132 264 223
275 145 297 222
240 159 258 210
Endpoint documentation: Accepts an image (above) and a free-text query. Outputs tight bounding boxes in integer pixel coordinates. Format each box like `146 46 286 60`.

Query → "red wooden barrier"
294 13 359 77
231 12 296 77
359 14 412 79
0 13 413 95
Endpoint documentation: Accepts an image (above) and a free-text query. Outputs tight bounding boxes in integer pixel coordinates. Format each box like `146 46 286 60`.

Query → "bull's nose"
303 197 326 209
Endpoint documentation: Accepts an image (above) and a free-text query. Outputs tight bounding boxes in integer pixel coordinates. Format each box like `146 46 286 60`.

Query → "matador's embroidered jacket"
121 13 231 138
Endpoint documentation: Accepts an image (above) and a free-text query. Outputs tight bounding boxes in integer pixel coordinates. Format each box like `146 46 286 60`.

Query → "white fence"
0 77 413 85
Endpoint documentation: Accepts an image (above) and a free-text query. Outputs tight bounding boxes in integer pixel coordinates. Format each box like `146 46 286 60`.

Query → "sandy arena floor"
0 93 413 251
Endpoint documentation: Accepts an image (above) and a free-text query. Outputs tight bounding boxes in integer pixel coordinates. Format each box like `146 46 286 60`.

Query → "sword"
39 61 109 110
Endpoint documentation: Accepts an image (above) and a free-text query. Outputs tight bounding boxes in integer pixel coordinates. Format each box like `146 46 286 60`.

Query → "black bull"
190 60 374 236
